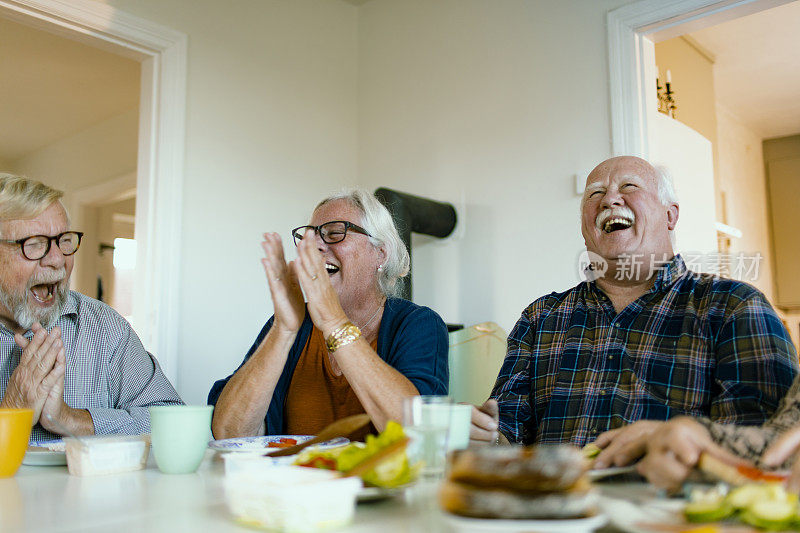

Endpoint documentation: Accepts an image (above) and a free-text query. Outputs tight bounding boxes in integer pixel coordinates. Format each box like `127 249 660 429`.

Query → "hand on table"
294 229 348 336
593 420 662 469
763 427 800 493
261 232 305 334
469 399 505 445
0 323 63 426
636 416 742 492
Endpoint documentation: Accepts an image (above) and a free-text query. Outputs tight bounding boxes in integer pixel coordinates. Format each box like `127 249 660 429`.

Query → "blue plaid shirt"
492 255 798 447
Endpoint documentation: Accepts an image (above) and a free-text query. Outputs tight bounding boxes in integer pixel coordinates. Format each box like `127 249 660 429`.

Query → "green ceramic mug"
149 405 213 474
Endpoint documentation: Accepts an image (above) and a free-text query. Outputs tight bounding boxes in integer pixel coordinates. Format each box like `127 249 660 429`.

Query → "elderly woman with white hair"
209 189 448 439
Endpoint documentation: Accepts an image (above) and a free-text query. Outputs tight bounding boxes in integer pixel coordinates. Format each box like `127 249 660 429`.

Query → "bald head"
580 155 679 269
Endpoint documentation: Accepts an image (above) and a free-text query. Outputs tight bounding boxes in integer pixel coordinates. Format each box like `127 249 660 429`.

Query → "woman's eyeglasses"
291 221 371 246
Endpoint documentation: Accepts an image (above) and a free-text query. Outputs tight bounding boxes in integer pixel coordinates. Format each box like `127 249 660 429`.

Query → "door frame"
607 0 794 158
0 0 187 383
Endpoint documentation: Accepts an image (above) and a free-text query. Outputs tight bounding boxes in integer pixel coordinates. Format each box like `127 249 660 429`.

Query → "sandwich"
697 452 788 486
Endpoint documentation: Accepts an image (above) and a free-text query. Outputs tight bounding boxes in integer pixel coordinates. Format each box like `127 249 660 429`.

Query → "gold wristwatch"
325 322 361 352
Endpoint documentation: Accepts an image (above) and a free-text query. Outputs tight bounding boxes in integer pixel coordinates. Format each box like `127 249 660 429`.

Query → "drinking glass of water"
402 395 452 478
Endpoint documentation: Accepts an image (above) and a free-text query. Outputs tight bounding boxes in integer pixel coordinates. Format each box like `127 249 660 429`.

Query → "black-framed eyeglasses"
0 231 84 261
291 221 371 246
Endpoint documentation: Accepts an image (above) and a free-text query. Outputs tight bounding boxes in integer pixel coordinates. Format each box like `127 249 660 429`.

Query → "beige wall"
764 135 800 308
654 38 717 147
12 108 139 192
10 108 139 299
715 105 775 301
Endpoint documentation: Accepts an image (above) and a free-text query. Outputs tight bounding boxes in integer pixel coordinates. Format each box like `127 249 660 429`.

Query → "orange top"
285 327 377 441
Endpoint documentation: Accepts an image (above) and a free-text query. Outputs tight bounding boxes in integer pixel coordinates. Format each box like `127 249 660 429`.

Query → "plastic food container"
64 435 150 476
223 461 362 532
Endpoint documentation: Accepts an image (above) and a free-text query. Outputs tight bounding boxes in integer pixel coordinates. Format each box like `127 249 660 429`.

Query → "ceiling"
0 17 140 162
687 1 800 139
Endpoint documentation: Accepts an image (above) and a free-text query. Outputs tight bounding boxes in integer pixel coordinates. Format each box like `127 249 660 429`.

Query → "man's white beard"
0 270 69 330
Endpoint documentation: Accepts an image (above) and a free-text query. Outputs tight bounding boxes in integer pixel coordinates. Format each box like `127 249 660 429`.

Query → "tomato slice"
736 464 788 482
298 457 338 470
267 437 299 448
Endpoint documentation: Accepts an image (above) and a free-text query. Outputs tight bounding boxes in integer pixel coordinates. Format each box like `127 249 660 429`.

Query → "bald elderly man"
0 174 182 442
470 156 797 449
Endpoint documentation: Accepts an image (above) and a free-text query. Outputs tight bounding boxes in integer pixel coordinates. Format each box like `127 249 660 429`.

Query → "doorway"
608 0 800 346
0 1 186 382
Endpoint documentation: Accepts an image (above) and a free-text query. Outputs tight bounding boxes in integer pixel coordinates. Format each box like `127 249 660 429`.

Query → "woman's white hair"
315 189 410 298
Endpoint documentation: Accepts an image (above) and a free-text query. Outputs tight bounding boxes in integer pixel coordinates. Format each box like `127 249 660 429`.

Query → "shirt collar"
586 253 686 296
651 254 687 292
61 290 79 318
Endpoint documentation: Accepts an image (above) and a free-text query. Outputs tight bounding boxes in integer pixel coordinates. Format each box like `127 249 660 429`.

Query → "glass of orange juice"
0 408 33 478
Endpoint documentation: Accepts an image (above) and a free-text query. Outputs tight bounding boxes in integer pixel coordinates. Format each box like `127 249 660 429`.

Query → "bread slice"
697 452 787 486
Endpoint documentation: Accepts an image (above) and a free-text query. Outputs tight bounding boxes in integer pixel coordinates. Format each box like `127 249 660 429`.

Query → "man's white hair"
654 165 678 207
654 164 679 247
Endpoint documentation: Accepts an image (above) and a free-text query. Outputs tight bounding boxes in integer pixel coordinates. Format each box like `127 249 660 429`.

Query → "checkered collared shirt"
493 254 798 447
0 291 183 442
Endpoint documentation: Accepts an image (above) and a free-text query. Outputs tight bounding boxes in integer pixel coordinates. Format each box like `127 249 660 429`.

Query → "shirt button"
599 391 606 396
608 355 614 360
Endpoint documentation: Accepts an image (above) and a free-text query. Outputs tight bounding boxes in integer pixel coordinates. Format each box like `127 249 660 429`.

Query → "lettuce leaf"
295 421 418 488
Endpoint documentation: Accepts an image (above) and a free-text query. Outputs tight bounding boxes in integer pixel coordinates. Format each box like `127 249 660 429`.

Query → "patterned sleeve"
491 308 535 444
87 316 183 435
700 375 800 467
710 290 798 425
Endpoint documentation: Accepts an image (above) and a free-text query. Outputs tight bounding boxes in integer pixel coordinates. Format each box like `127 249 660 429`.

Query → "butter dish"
64 434 150 476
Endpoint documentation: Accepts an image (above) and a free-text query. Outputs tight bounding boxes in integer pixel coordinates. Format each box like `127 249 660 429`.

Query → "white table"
2 451 673 532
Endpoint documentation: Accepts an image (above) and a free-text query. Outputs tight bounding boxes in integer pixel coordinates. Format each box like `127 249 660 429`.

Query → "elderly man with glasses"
209 189 448 440
0 174 182 442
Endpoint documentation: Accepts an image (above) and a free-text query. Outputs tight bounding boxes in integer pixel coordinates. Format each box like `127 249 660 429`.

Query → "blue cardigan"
208 298 449 435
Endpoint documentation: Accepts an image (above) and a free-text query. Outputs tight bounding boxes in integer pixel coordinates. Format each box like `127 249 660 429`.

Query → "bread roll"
439 445 597 519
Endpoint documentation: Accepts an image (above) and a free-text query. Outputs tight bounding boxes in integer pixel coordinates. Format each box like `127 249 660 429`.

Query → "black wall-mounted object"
374 187 457 301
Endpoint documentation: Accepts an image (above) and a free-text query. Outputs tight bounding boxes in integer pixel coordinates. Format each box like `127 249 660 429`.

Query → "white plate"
208 435 349 453
357 485 407 502
23 440 67 466
588 465 639 481
598 495 686 533
444 513 608 533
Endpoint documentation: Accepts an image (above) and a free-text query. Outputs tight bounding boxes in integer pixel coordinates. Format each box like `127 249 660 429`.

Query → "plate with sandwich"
439 445 608 532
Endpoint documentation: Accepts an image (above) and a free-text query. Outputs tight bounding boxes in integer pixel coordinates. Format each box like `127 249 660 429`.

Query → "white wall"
358 0 634 331
93 0 636 404
715 104 775 301
102 0 359 404
649 112 717 257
